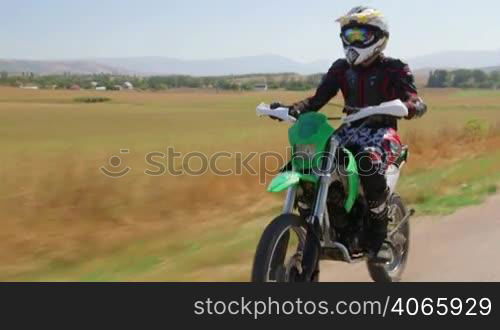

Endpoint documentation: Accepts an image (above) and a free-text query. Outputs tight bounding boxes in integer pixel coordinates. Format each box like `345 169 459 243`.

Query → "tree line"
0 71 323 91
427 69 500 89
4 69 500 91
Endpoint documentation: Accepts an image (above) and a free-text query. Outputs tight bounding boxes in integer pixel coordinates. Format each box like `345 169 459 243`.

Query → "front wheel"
251 214 309 282
367 194 410 282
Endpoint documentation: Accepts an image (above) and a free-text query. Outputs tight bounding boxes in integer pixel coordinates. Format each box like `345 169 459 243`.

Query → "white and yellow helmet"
336 6 389 66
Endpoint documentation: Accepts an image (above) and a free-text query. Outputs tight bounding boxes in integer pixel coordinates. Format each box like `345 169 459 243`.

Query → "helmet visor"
340 25 379 48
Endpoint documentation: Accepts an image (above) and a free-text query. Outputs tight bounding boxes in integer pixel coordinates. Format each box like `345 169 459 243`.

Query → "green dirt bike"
251 100 414 283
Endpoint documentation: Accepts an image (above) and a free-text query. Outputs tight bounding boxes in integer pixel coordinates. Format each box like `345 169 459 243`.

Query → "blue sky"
2 0 500 62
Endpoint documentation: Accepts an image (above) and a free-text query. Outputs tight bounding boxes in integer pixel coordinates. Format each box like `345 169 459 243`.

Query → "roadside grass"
0 86 499 281
400 151 500 214
454 89 500 98
5 150 498 282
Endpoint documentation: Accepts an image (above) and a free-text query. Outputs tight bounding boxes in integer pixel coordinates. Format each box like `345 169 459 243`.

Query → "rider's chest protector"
342 65 395 108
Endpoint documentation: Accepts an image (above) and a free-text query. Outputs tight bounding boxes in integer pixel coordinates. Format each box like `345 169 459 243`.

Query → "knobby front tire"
251 214 307 282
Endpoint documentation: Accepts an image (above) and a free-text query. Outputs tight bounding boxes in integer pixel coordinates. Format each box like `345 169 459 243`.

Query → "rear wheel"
251 214 308 282
367 194 410 282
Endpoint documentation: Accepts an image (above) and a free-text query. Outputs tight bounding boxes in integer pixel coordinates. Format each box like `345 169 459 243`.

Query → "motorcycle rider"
272 6 427 262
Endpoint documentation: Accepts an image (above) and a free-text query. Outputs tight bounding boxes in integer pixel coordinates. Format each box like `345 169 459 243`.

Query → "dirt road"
321 194 500 282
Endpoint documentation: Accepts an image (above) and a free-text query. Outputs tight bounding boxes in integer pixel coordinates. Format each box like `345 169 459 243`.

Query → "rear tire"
367 194 410 283
251 214 308 282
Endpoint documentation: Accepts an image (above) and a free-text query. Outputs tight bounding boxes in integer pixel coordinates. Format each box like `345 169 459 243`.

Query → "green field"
0 86 499 281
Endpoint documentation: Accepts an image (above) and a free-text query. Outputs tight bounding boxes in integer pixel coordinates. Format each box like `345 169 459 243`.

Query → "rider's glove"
405 97 427 120
270 102 285 110
269 102 286 121
288 107 301 119
270 102 301 121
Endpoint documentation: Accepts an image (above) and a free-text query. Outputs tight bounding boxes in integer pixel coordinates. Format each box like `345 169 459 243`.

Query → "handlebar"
256 103 297 123
256 100 408 124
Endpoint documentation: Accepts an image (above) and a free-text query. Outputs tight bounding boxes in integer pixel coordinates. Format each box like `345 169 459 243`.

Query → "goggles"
340 25 385 48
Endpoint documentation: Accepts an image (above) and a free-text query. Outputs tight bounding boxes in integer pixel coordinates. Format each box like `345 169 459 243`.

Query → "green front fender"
267 172 318 193
267 149 360 213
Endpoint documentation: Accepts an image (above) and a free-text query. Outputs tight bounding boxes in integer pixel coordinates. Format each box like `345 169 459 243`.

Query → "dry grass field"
0 86 499 281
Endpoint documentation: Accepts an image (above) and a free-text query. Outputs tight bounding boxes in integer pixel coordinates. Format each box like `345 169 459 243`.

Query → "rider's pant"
338 126 403 250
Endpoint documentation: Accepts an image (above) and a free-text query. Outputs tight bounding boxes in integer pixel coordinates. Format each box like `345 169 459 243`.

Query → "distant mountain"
93 55 332 76
481 66 500 73
0 59 125 74
0 55 332 76
88 50 500 75
1 50 499 76
407 49 500 70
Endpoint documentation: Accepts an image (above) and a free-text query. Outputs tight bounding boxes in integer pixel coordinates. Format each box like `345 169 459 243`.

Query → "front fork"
282 186 297 214
282 136 341 280
310 136 340 245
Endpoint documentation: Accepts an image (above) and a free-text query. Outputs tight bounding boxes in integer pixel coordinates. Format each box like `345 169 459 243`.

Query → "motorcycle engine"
297 180 366 254
328 181 365 254
327 181 349 228
297 182 315 218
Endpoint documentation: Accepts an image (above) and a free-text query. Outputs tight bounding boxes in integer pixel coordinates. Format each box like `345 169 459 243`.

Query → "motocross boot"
367 188 392 263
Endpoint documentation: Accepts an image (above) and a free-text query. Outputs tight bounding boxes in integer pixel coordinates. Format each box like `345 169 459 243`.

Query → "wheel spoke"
267 226 306 282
